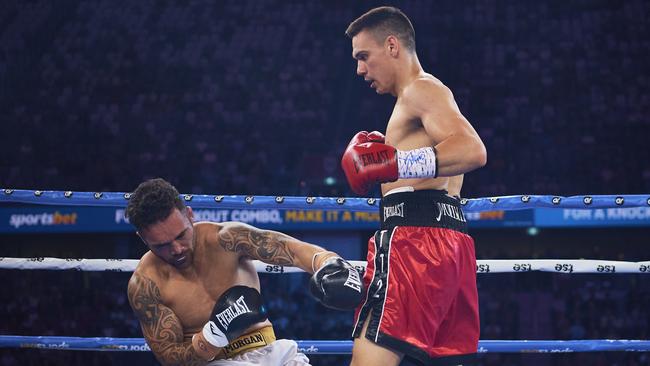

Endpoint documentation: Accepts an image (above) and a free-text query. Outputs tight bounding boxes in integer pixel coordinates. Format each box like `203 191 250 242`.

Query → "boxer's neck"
392 53 424 97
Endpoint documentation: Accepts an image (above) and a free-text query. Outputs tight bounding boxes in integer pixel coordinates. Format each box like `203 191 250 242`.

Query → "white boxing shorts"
208 339 310 366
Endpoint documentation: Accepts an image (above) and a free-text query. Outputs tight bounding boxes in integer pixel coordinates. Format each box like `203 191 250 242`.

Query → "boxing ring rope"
2 189 650 211
2 257 650 274
1 336 650 353
1 189 649 354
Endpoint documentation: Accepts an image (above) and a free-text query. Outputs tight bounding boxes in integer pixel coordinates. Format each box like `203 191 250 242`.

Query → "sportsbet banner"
0 206 383 233
0 205 647 233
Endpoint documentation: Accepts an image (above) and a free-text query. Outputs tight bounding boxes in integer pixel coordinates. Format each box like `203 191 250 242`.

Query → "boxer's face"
352 30 396 95
139 207 195 269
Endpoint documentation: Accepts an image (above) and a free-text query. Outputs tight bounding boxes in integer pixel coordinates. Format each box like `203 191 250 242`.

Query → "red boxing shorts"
352 189 479 366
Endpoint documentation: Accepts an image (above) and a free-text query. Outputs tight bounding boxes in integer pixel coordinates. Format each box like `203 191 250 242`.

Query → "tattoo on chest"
219 226 294 266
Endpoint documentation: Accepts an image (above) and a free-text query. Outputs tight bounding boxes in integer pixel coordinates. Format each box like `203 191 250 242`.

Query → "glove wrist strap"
311 251 337 273
202 321 229 348
397 146 438 179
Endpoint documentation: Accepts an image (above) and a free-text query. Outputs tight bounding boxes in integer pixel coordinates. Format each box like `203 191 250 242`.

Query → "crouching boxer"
126 178 364 366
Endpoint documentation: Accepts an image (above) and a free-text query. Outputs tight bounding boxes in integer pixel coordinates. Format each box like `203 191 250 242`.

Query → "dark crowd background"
1 0 649 365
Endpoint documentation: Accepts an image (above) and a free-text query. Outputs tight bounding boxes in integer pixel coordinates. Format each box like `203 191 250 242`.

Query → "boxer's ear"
386 35 399 57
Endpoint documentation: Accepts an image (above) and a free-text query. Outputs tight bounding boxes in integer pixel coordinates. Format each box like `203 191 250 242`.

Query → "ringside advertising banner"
535 207 650 227
0 206 384 233
0 205 647 233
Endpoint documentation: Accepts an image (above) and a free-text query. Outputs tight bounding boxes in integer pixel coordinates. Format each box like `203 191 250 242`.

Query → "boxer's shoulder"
193 221 220 246
128 257 165 307
132 252 165 284
213 221 257 240
396 76 457 124
402 76 450 103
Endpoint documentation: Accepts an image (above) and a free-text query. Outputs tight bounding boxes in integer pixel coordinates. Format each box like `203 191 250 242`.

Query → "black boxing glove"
200 286 268 348
310 257 364 311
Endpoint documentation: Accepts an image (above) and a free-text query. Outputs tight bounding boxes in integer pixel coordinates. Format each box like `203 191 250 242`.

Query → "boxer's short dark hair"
346 6 416 52
126 178 186 231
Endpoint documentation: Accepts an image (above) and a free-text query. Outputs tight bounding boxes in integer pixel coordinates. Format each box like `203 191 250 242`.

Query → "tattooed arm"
127 272 207 366
217 222 337 274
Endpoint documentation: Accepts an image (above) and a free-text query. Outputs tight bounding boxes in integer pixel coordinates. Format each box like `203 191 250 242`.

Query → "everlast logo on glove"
353 150 393 173
344 268 363 292
215 296 252 329
310 257 365 311
341 131 399 195
198 286 268 354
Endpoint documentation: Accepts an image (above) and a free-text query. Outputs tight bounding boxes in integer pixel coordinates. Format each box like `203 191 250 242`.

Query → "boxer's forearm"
433 134 486 177
150 340 207 366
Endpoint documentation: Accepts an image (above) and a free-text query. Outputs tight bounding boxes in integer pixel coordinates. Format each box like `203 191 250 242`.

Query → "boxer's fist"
310 257 364 311
341 132 398 195
345 131 385 146
193 286 267 359
366 130 385 143
347 130 371 145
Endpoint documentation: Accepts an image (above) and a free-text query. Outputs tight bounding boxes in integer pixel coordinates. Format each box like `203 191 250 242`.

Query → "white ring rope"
1 257 649 274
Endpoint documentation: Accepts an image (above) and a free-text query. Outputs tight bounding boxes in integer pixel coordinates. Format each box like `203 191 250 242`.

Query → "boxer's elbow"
476 143 488 168
469 137 487 171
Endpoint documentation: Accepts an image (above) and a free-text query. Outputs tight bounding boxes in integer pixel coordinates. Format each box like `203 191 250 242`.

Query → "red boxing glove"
341 131 398 195
366 131 385 143
346 131 384 145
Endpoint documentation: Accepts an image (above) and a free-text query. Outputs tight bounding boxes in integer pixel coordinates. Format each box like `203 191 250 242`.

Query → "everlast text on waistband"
379 190 468 233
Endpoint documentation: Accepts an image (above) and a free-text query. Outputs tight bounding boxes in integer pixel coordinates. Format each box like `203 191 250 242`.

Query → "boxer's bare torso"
130 222 270 343
125 181 338 365
382 74 463 197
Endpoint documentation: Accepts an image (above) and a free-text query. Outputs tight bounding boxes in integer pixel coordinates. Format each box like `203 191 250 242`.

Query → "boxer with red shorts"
342 6 487 366
352 189 478 365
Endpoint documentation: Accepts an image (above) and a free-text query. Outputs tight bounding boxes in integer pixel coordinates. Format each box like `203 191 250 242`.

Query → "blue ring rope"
1 189 649 212
1 336 649 353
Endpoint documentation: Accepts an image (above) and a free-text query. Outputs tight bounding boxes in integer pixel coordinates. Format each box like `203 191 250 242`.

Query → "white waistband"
383 186 457 200
383 186 415 197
